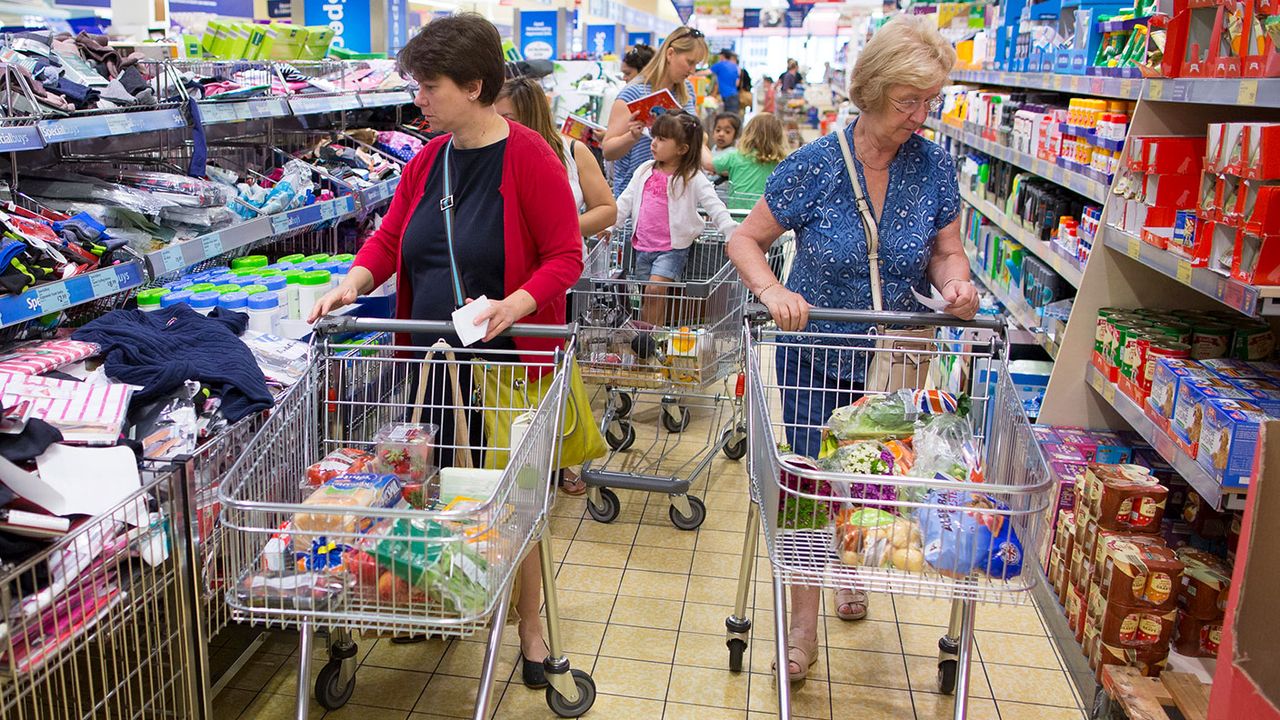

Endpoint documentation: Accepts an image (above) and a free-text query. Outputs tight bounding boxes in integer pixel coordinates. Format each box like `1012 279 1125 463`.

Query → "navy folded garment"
72 305 272 422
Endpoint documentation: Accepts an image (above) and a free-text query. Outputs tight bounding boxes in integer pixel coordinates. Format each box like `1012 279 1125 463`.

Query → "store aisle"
212 404 1087 720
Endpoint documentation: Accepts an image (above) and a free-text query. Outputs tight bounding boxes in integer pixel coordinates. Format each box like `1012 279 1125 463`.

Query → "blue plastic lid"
232 276 261 286
161 290 193 308
189 290 220 309
165 279 193 291
218 291 249 310
248 293 280 310
260 275 287 291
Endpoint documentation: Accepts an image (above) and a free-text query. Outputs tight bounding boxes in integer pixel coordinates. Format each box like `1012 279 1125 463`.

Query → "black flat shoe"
520 653 548 689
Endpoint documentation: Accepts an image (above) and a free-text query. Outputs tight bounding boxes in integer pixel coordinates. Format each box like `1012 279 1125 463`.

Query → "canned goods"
1232 323 1275 361
1190 322 1232 360
1114 321 1153 369
1096 309 1125 356
1121 331 1158 382
1149 322 1192 345
1143 341 1192 391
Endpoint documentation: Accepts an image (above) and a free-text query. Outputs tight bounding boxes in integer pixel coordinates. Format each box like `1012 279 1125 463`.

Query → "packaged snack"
1196 398 1271 489
1032 425 1062 444
1042 443 1088 463
1171 376 1250 450
915 488 1024 579
833 507 922 570
1096 472 1168 532
292 473 402 535
371 422 439 483
1098 604 1176 649
306 447 374 486
1176 547 1231 619
1173 610 1222 657
1099 536 1183 610
1094 642 1169 682
1149 359 1213 418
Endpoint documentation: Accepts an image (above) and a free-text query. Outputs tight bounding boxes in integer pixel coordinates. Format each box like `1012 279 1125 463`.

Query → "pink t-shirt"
632 169 673 252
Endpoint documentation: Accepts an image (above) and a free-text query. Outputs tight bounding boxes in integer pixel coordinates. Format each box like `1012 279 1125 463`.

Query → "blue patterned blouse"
764 121 961 381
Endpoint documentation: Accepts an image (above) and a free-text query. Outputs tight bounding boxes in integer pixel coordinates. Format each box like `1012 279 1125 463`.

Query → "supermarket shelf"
0 262 144 329
269 195 357 235
1085 364 1232 510
1102 225 1280 318
360 90 415 109
358 176 400 209
1032 566 1096 702
37 107 186 143
968 254 1059 358
959 185 1085 287
288 94 364 116
196 98 292 125
926 119 1111 204
0 125 45 152
951 69 1280 107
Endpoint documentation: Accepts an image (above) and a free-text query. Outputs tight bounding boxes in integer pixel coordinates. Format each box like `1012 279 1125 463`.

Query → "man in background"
710 48 740 114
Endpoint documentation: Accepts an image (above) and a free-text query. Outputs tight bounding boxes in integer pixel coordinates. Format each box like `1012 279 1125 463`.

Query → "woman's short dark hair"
398 13 504 105
622 44 656 72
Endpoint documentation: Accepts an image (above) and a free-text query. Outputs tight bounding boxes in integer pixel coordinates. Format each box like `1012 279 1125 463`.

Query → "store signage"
517 10 560 60
387 0 408 53
586 24 621 56
784 0 811 27
170 0 255 15
55 0 109 8
266 0 292 17
304 0 372 52
590 0 675 34
743 8 760 28
628 31 652 46
671 0 694 24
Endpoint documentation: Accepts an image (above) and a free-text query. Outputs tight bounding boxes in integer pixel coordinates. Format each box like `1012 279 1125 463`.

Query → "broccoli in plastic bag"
825 389 962 444
372 517 491 616
909 413 985 490
914 488 1023 579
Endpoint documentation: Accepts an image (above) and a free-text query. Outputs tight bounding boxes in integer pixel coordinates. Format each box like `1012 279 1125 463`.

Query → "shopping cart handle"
314 315 576 340
745 303 1005 331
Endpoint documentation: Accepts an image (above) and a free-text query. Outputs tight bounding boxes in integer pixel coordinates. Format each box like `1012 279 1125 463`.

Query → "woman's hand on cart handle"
941 279 979 321
469 291 537 342
308 282 359 323
759 283 810 332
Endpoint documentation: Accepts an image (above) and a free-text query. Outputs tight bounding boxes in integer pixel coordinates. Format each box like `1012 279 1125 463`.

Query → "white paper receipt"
452 295 492 346
913 286 950 313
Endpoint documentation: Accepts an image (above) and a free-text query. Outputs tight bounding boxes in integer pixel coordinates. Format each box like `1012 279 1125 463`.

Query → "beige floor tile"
697 528 749 555
619 568 689 600
691 550 748 580
827 683 914 719
673 631 732 670
680 601 737 635
825 647 909 689
899 623 952 657
362 638 450 673
703 491 751 514
913 692 1001 720
985 665 1080 708
236 690 324 720
322 702 416 720
211 688 255 720
975 629 1063 669
664 701 749 720
490 682 555 720
667 665 749 709
555 619 608 656
550 589 616 625
609 595 685 630
635 524 700 550
997 701 1088 720
413 674 500 719
628 544 695 573
574 521 640 545
345 666 431 710
434 640 518 682
822 618 902 654
748 674 832 719
698 509 750 534
973 603 1047 636
550 495 588 518
685 575 742 606
903 654 993 698
892 595 953 627
409 715 464 720
554 564 624 595
563 540 633 569
589 693 668 718
549 516 579 541
590 656 673 700
226 651 291 692
599 624 679 664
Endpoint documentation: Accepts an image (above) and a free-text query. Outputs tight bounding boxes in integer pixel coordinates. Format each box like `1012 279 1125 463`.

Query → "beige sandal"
772 633 819 683
835 588 868 621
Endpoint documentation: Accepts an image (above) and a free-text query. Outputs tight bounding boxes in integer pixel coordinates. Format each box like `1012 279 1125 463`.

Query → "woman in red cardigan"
308 13 583 691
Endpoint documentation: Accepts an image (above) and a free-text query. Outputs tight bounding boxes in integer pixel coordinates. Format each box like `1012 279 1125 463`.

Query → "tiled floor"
211 399 1088 720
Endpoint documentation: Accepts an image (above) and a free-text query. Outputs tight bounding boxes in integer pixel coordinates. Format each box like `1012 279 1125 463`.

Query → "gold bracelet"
758 281 780 296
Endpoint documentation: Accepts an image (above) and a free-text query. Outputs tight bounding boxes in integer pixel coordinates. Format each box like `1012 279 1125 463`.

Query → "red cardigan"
354 120 584 366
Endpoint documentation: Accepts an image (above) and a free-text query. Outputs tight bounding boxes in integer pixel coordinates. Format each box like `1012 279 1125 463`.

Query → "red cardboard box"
1141 135 1208 175
1232 227 1280 285
1143 173 1201 207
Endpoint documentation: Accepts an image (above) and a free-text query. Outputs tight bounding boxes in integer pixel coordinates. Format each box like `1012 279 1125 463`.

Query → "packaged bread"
1098 604 1177 649
1100 536 1183 610
293 473 402 536
1173 609 1223 657
1096 471 1167 533
1176 547 1231 619
306 448 374 486
1094 642 1169 682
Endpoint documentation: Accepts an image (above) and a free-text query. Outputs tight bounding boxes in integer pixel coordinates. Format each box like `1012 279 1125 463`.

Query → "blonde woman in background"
603 26 709 196
726 15 978 682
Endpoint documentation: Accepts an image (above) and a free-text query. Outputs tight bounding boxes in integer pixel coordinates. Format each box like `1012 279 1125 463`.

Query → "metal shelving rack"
951 69 1280 107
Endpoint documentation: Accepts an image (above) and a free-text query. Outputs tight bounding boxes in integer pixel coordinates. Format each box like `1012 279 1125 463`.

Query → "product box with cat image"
1196 398 1275 489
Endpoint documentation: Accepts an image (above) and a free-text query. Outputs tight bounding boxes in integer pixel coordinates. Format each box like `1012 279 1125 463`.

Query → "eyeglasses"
889 94 944 114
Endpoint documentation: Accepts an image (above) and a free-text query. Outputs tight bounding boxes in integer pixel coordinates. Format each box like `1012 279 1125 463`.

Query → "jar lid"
233 276 261 286
284 270 307 284
242 284 268 296
333 253 355 263
136 288 168 307
299 270 332 286
277 253 306 265
302 253 331 265
189 291 220 308
165 279 193 291
161 290 193 308
186 282 217 294
257 269 282 278
231 255 269 270
230 268 260 277
213 284 241 295
261 276 287 291
249 293 280 310
219 291 249 310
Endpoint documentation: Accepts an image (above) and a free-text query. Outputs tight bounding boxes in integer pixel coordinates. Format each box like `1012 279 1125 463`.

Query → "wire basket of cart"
571 226 751 530
726 307 1053 720
216 317 595 719
0 460 200 720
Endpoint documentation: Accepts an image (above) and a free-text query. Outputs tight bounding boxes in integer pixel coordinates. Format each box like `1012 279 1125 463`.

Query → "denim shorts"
633 247 690 281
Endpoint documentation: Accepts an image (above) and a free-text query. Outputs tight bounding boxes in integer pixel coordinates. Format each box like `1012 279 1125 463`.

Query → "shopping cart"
571 228 754 530
726 308 1052 719
216 317 595 720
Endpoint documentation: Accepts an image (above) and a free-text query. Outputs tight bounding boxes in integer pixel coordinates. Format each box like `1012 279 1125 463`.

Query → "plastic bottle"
331 261 351 289
296 270 333 321
302 253 331 266
165 279 193 292
161 290 193 309
231 255 269 271
219 291 249 313
213 284 241 295
136 288 167 312
189 291 220 316
276 253 306 265
257 276 288 319
247 293 280 334
283 269 307 320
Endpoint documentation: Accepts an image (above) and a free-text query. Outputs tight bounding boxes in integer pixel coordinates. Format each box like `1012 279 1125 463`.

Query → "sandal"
559 470 587 496
771 633 819 683
835 588 868 621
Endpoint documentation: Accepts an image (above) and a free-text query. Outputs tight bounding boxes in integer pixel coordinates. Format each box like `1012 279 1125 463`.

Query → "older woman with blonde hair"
725 14 979 682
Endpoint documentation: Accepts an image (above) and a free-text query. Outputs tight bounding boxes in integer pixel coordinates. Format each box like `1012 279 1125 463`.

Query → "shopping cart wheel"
605 421 635 451
661 405 691 433
315 659 356 710
612 391 633 418
669 496 706 530
546 669 596 717
721 426 747 460
726 638 747 672
936 658 957 695
588 487 621 523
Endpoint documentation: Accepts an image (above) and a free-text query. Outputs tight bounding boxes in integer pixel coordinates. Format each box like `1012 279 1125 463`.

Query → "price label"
1128 237 1141 258
105 114 134 135
1090 372 1104 394
201 103 236 124
1176 259 1193 284
1070 75 1083 92
1103 381 1116 404
271 214 292 235
320 202 336 221
160 245 185 274
1238 79 1258 105
88 269 121 297
1148 80 1165 101
34 282 70 313
201 233 224 259
1120 78 1134 98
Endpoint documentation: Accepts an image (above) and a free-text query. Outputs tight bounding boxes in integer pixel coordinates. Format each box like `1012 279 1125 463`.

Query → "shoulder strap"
835 126 883 312
440 142 467 309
